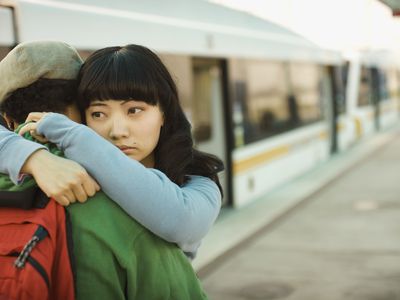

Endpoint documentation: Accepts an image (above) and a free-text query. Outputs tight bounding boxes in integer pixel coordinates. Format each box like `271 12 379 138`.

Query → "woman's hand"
21 149 101 206
19 112 49 142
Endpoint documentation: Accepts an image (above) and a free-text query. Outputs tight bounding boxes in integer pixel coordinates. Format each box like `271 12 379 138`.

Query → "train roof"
0 0 342 63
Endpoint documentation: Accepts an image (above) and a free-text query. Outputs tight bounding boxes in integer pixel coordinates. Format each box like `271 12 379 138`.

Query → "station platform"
196 125 400 299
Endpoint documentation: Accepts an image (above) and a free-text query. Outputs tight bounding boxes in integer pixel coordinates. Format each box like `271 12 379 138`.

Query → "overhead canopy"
0 0 342 63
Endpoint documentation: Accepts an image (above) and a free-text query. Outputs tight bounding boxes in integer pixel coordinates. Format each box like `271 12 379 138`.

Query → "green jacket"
0 133 208 300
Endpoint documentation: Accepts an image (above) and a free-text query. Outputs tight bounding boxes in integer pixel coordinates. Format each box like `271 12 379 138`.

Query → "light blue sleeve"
0 125 46 184
36 113 221 254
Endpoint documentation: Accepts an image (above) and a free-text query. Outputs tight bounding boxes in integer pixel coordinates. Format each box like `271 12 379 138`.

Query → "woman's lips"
117 146 137 154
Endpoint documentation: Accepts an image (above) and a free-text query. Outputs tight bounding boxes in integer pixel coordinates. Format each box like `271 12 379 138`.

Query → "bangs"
78 48 169 107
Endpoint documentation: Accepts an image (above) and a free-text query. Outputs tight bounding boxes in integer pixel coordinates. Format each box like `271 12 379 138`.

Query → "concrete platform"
196 126 400 299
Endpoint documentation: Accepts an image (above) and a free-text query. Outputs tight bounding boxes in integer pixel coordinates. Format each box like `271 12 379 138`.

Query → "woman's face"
85 99 164 168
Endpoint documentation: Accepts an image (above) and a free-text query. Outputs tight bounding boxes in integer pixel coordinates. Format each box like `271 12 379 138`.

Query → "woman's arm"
36 113 221 253
0 125 45 183
0 124 99 205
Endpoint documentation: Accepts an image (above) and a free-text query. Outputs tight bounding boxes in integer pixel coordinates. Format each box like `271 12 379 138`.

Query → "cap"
0 41 83 103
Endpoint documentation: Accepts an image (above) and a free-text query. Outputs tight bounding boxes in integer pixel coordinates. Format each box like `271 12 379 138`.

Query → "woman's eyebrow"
90 102 108 107
121 100 138 105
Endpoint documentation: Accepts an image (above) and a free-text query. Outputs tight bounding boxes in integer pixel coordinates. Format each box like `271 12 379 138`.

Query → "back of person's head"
0 41 83 127
78 44 223 191
1 79 78 125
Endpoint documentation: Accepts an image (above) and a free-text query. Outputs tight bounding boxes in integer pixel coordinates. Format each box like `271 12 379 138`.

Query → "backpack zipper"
14 225 48 268
9 225 50 288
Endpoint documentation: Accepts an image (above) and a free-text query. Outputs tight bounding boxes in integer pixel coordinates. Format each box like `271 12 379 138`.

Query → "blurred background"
1 0 400 298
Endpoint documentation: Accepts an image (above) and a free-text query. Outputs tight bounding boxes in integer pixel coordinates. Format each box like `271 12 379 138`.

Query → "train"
1 0 399 208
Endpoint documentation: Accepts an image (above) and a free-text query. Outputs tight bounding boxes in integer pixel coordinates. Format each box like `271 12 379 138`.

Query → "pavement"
197 126 400 300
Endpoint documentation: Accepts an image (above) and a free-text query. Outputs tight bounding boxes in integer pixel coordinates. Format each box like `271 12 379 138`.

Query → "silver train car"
1 0 399 208
342 50 400 145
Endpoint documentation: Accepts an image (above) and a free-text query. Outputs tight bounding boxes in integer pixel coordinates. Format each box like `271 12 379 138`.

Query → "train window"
241 60 291 144
288 62 324 125
376 69 389 101
333 65 347 115
159 54 195 124
358 67 374 106
160 55 216 143
342 62 350 94
230 59 327 147
191 59 218 142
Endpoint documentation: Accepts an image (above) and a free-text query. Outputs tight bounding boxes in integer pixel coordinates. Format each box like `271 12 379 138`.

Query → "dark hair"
0 114 7 128
0 78 77 124
77 44 224 192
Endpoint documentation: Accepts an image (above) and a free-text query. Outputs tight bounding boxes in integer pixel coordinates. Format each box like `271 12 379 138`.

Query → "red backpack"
0 186 76 300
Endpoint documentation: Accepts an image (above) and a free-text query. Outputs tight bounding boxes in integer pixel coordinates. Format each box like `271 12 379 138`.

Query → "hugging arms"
0 115 221 255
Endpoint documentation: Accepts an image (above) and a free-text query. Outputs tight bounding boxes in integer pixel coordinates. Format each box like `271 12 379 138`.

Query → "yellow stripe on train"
233 130 328 174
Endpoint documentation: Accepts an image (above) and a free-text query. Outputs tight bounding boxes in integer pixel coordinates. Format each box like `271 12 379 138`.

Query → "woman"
1 44 223 257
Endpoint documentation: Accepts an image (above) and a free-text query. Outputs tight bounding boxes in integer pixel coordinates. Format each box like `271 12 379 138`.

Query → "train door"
371 67 381 131
325 66 338 154
192 58 229 205
328 65 346 154
319 66 336 154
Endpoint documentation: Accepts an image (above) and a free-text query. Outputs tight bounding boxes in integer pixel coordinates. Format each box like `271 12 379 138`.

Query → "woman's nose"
109 117 130 139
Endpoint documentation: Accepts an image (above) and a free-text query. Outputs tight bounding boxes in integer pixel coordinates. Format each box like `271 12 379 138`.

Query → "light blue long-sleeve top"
0 113 221 257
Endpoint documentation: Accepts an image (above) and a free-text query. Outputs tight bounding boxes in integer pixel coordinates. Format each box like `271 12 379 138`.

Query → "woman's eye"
91 112 105 118
128 107 143 114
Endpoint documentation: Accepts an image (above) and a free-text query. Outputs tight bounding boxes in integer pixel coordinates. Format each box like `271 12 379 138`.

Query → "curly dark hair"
77 44 224 193
0 78 77 124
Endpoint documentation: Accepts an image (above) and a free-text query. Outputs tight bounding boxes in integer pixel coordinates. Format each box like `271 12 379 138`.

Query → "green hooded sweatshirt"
0 132 208 300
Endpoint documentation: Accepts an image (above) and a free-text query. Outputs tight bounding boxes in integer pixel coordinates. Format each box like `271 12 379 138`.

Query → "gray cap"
0 41 83 104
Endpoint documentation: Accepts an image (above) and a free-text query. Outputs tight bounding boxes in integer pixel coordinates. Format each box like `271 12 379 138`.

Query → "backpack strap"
0 185 49 209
